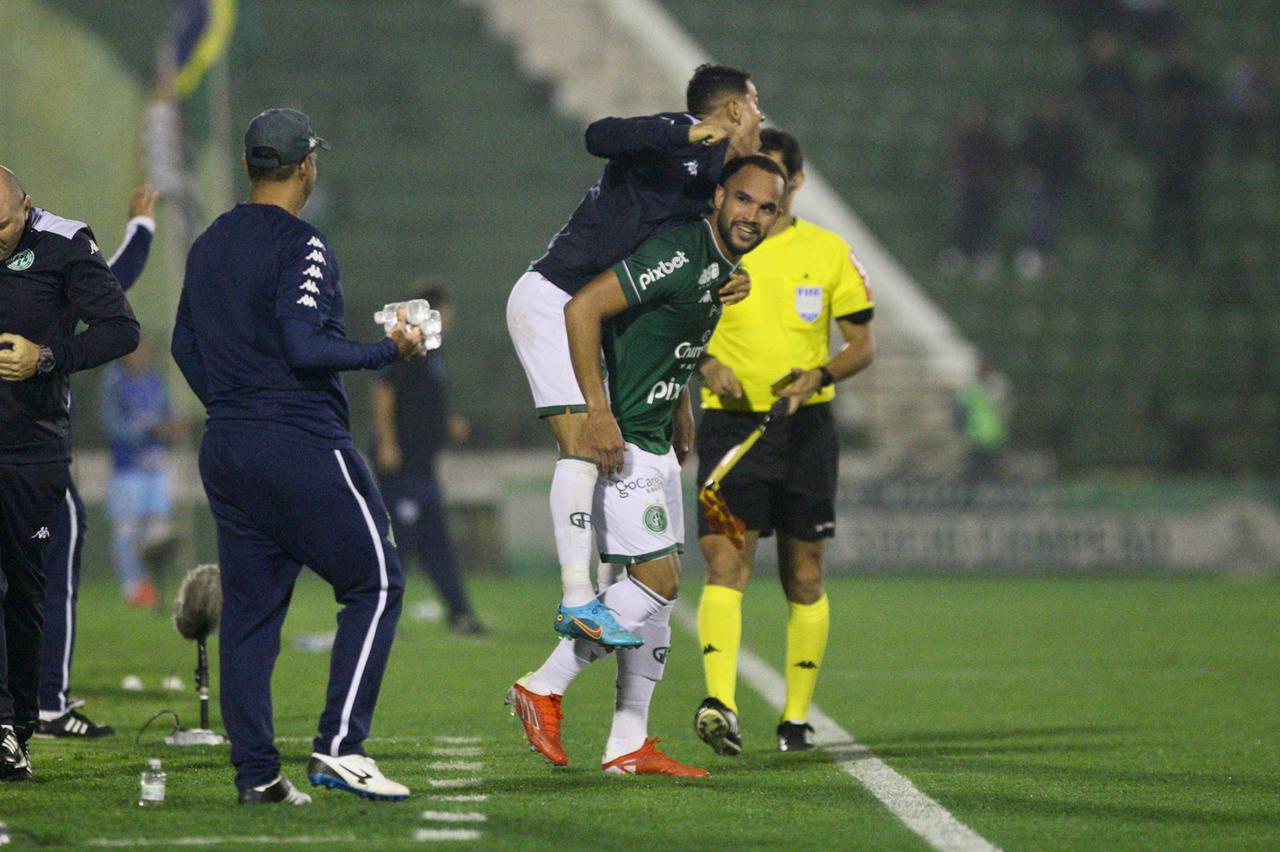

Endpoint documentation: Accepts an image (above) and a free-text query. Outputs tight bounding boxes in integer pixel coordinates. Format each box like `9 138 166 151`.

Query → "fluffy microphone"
172 563 221 641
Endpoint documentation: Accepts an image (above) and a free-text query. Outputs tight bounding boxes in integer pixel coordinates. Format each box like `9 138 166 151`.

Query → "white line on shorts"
421 811 488 822
428 794 489 802
424 761 483 771
430 747 483 757
674 607 1000 852
427 778 483 788
88 835 358 847
413 829 482 842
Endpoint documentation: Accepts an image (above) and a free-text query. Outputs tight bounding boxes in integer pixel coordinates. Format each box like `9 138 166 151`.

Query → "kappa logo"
297 294 318 309
684 160 698 176
652 646 670 664
698 290 712 304
307 236 326 250
89 240 100 255
303 265 323 279
299 281 320 294
6 249 34 271
637 250 688 290
569 511 592 529
32 526 50 540
702 643 720 655
794 660 818 669
305 249 326 264
697 263 720 286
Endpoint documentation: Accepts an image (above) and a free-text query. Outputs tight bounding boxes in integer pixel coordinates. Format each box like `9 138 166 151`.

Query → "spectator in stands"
371 283 485 636
98 337 182 606
1016 96 1086 280
1080 30 1140 139
954 361 1010 482
1223 57 1275 157
1151 42 1213 266
939 103 1009 280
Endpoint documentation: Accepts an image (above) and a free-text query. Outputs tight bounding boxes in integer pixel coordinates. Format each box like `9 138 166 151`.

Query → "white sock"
604 601 672 761
551 458 599 607
526 638 608 696
601 575 668 632
596 562 623 594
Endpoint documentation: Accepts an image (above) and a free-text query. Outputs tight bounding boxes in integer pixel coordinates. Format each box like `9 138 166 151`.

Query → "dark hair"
759 128 803 178
686 63 752 116
246 148 300 183
719 154 787 187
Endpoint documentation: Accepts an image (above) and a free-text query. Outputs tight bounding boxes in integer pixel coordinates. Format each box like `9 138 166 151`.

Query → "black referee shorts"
695 403 838 542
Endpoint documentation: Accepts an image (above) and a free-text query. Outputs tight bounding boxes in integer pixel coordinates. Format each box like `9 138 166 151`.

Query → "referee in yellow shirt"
693 129 874 755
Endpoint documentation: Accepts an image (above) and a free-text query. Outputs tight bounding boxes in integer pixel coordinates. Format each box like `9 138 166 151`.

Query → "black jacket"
531 112 729 295
0 207 140 463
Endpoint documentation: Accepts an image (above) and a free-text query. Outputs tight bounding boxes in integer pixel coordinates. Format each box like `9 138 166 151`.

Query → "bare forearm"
826 322 875 382
371 383 398 448
564 302 610 412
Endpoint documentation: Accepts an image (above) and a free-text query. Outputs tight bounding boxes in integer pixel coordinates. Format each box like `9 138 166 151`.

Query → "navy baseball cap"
243 108 330 168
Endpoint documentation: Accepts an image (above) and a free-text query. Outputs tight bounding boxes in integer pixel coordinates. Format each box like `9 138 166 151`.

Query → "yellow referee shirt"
701 217 874 413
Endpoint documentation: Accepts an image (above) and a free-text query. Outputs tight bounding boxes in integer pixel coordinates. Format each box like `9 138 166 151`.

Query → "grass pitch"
4 572 1278 849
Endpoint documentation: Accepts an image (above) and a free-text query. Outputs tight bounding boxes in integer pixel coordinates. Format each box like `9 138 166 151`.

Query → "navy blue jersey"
106 216 155 292
375 352 449 471
0 208 139 463
531 112 729 295
173 203 389 448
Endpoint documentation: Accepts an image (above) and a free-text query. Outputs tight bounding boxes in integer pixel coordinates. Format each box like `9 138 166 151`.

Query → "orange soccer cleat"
505 678 568 766
601 738 710 777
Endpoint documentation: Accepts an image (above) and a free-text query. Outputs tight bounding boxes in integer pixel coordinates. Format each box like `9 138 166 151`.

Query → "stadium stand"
663 0 1280 474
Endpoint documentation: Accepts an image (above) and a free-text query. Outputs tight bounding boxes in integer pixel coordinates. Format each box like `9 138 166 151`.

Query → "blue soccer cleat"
554 600 643 649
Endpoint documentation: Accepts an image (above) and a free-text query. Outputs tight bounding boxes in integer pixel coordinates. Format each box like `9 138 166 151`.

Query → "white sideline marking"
425 760 483 771
88 835 357 847
428 794 489 802
274 736 425 744
431 747 483 757
674 608 1000 852
428 777 482 788
436 736 484 744
414 829 482 842
422 811 488 822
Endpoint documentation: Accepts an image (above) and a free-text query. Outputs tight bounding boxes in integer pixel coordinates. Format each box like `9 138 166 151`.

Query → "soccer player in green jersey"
507 156 785 776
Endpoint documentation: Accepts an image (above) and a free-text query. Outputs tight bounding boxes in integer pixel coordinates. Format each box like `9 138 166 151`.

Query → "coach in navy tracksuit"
172 109 421 804
0 165 139 781
37 187 157 739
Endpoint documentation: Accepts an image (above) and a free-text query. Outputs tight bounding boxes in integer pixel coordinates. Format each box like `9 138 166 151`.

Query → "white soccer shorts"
593 443 685 565
506 270 585 416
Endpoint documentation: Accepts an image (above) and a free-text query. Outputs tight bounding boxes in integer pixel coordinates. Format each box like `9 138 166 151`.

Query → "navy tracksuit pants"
199 430 404 790
38 483 85 715
0 461 69 735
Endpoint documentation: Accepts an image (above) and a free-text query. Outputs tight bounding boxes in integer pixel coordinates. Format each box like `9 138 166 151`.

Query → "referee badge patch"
794 285 822 322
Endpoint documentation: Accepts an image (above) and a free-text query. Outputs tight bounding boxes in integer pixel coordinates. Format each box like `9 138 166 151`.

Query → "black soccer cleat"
35 709 115 739
776 720 816 752
238 775 312 805
694 697 742 756
0 725 32 782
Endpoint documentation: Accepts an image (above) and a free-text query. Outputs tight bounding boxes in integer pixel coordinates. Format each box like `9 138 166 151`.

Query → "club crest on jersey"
697 263 720 287
643 505 668 533
637 250 688 290
5 249 34 271
795 285 822 322
684 160 698 176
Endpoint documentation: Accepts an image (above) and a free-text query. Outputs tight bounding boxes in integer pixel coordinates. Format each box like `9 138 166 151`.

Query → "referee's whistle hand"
0 333 38 381
776 367 822 415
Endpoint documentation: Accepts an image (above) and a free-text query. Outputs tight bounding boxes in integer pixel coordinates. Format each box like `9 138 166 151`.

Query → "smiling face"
0 167 30 263
711 162 784 256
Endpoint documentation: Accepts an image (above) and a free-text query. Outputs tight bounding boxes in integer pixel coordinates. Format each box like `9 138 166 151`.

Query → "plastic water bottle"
0 820 10 845
373 300 443 353
138 758 166 806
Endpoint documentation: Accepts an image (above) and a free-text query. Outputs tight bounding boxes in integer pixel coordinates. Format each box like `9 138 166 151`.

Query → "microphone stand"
165 636 226 746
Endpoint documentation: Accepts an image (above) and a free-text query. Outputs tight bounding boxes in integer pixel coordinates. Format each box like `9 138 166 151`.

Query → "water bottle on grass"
139 758 166 806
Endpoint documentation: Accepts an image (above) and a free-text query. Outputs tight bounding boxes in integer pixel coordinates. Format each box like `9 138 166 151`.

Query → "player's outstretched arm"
585 115 706 160
564 270 630 475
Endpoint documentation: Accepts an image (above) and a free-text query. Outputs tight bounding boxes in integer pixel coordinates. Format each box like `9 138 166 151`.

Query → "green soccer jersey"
606 218 738 454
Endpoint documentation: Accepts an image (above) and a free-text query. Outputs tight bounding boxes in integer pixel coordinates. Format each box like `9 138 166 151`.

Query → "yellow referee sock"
698 584 743 713
782 594 830 722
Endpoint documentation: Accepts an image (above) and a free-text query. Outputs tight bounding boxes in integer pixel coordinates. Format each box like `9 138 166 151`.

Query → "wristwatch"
36 345 55 375
817 366 835 387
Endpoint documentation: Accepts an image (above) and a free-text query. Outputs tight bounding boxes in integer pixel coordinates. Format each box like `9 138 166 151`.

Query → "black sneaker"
694 697 742 756
238 775 312 805
448 612 489 637
35 709 115 738
1 726 32 782
776 720 816 752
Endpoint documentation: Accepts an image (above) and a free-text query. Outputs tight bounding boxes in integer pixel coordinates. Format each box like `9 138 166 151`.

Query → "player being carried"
507 156 786 776
507 64 764 647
